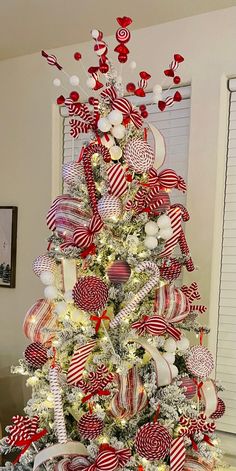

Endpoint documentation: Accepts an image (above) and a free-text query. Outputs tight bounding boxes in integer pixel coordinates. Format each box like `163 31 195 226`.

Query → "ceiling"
1 0 236 60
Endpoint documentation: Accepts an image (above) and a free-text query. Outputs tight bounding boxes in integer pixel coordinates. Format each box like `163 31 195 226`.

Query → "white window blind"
61 85 191 207
215 79 236 434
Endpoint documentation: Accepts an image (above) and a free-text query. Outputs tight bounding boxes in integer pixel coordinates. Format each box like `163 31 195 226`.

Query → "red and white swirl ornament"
114 16 132 63
135 422 172 461
73 276 108 312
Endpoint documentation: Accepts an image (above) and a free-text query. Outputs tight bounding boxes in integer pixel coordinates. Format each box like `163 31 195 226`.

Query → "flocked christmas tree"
0 16 226 471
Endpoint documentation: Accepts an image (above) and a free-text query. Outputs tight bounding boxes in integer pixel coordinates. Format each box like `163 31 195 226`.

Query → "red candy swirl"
116 28 131 43
135 423 171 461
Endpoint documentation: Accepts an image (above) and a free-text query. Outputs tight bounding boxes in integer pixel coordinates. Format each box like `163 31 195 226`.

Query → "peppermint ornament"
210 398 225 419
186 345 214 378
72 276 108 312
32 254 57 277
23 299 57 344
107 260 131 284
55 197 90 237
179 377 197 399
135 422 171 461
116 28 131 43
77 413 104 439
98 194 122 221
62 161 85 185
124 138 154 173
24 342 48 368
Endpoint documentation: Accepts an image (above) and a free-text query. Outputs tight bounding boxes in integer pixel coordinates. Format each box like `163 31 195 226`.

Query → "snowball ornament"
98 194 122 221
98 117 112 133
53 78 61 87
157 214 172 229
86 77 96 89
144 236 158 250
129 60 137 69
111 124 126 139
177 337 190 352
145 221 159 236
55 301 67 315
158 227 173 240
23 299 57 344
44 286 58 300
110 145 122 161
69 75 80 86
40 271 55 286
164 338 177 352
108 110 123 125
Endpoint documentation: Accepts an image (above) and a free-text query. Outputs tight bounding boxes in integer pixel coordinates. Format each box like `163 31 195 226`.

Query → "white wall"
0 7 236 429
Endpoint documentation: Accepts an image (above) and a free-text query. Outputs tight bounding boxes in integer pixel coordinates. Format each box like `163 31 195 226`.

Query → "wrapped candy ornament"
179 377 197 399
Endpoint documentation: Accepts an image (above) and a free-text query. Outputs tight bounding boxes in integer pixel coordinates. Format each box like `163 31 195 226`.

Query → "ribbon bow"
179 413 216 451
66 99 101 139
41 50 62 70
5 415 47 464
143 168 187 192
84 445 131 471
73 215 103 248
77 364 114 403
90 310 110 333
100 86 143 128
132 315 181 340
125 187 164 214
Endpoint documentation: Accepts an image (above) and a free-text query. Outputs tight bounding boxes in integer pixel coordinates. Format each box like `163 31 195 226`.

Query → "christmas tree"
0 16 226 471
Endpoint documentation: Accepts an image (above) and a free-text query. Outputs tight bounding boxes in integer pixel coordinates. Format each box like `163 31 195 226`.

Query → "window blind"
61 85 191 208
215 79 236 434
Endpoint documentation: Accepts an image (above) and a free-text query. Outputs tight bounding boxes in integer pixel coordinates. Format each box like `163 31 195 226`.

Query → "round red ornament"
24 342 48 368
179 377 197 399
174 76 181 84
126 82 136 93
100 63 109 74
118 53 128 63
141 110 148 119
77 413 104 439
160 258 182 282
72 276 108 312
139 104 146 112
135 422 171 461
74 52 82 61
107 260 131 284
186 345 214 378
70 91 80 102
210 398 225 419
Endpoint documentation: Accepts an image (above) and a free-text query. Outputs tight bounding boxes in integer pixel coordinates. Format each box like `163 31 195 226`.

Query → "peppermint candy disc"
135 422 171 461
32 254 57 277
210 398 225 419
77 413 104 439
116 28 131 43
23 299 57 344
124 138 155 173
62 161 85 185
24 342 48 368
72 276 108 312
186 346 214 378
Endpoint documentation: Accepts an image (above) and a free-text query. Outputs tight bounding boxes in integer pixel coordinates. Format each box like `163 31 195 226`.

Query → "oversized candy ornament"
72 276 108 312
23 299 57 344
124 138 155 173
54 196 90 237
135 422 172 461
109 367 147 419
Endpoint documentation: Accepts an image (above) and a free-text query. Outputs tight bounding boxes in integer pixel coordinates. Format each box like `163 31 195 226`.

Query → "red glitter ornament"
135 422 171 461
70 91 80 102
210 398 226 419
107 260 131 284
57 95 65 105
179 377 197 399
74 52 82 61
139 104 146 112
174 76 181 84
118 53 128 63
24 342 48 368
100 63 109 73
77 413 104 439
126 82 136 93
141 110 148 119
73 276 108 312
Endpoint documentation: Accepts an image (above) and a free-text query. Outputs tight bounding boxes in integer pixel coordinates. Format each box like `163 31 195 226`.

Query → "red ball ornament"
210 398 226 419
118 53 128 63
74 52 82 61
88 96 95 105
70 91 80 102
24 342 48 368
139 104 146 112
72 276 108 312
135 422 171 461
77 413 104 439
141 110 148 119
126 82 136 93
57 95 65 105
107 260 131 284
174 76 181 84
99 63 109 74
179 377 197 399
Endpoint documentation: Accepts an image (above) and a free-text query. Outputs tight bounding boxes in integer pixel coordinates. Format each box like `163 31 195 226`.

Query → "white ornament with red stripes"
186 345 214 378
98 194 122 221
32 254 57 277
124 138 155 173
62 161 85 185
107 163 127 197
67 340 97 386
23 299 57 344
109 146 122 161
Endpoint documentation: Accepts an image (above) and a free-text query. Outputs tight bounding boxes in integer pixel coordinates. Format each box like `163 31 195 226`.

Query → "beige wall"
0 7 235 429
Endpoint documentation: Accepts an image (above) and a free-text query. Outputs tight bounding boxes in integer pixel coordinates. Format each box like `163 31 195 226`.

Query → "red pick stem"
143 127 148 141
88 402 94 414
153 288 158 315
153 404 160 423
200 328 204 345
51 347 57 367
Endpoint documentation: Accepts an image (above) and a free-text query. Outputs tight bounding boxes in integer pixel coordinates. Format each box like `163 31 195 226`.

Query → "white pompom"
86 76 96 89
157 214 172 229
44 285 58 300
159 227 173 240
64 290 73 302
108 110 123 126
69 75 80 86
163 352 175 364
145 221 159 236
111 124 126 139
98 117 112 133
101 134 115 149
40 271 55 286
153 93 163 103
129 61 137 70
144 236 158 250
163 338 177 352
110 146 122 161
170 364 179 378
153 84 162 95
55 301 67 315
91 29 99 39
53 78 61 87
177 337 190 352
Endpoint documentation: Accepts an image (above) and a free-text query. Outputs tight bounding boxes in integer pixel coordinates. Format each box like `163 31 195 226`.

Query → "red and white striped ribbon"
73 215 103 248
67 340 96 386
157 205 183 258
170 437 186 471
107 163 128 197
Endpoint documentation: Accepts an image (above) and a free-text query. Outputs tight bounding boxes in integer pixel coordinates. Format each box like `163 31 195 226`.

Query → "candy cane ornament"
110 261 160 328
49 365 67 444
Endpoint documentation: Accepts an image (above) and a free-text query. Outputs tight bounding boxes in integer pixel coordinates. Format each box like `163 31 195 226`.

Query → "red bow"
143 167 187 192
41 50 62 70
132 315 181 340
73 215 103 248
117 16 132 27
80 243 97 258
90 310 110 333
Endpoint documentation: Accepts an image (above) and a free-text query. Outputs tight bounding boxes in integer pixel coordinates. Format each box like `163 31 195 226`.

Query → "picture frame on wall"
0 206 18 288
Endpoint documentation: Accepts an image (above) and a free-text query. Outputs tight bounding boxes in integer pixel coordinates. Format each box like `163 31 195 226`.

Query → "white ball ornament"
163 352 175 364
129 61 137 70
101 134 115 149
40 271 55 286
44 286 58 300
177 337 190 352
111 124 126 139
53 78 61 87
91 29 99 39
145 221 159 236
86 76 96 89
108 110 123 126
55 301 67 315
64 290 73 302
110 146 122 161
69 75 80 86
153 84 162 95
157 214 172 229
170 364 179 378
158 227 173 240
98 117 112 133
164 338 177 353
144 236 158 250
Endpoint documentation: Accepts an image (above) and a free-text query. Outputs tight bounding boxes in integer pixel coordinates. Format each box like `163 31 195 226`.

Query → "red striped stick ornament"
67 340 96 386
107 163 128 197
170 436 186 471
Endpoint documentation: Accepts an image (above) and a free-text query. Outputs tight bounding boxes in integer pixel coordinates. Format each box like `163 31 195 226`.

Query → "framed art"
0 206 18 288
